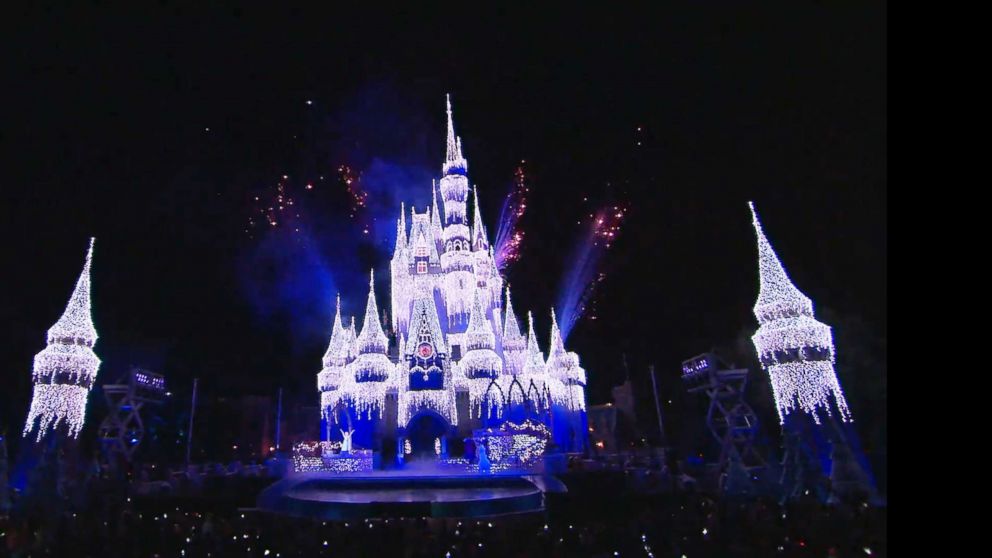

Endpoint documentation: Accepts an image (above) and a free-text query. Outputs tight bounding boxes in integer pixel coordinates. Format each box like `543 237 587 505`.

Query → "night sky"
1 5 886 457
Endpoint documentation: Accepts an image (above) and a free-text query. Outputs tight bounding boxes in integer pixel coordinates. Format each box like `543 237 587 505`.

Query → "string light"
24 238 99 440
748 202 852 424
315 97 588 455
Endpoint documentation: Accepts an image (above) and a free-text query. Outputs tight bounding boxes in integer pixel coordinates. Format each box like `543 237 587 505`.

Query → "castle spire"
549 308 567 357
321 294 346 363
503 288 522 339
431 179 443 238
393 202 407 257
523 311 546 378
443 94 468 175
466 289 495 349
357 269 388 355
472 185 488 251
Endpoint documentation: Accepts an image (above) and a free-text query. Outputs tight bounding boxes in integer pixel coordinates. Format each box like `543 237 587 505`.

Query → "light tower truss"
98 367 167 462
681 352 765 473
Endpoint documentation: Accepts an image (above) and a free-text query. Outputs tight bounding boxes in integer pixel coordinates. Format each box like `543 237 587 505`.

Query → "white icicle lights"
748 202 852 425
316 96 589 442
24 238 100 440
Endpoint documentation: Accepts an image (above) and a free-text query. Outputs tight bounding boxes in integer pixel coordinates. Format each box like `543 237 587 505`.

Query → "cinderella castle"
315 96 587 464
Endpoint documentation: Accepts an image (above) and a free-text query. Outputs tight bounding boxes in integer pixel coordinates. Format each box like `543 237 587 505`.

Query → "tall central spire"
443 94 468 176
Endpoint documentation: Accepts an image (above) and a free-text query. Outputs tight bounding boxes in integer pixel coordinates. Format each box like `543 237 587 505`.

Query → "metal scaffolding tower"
98 367 167 463
681 352 765 476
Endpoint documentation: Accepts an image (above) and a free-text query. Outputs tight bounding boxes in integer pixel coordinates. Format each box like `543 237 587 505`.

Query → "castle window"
416 246 427 258
417 261 427 274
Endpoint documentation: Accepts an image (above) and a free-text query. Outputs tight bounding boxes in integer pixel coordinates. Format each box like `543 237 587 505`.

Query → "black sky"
1 4 886 451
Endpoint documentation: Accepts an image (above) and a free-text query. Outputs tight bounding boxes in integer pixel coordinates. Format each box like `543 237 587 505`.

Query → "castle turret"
439 95 476 333
351 270 393 418
501 288 527 376
431 179 444 252
748 202 851 424
319 295 356 423
519 311 551 410
461 287 503 417
546 309 587 412
25 238 100 440
391 203 411 333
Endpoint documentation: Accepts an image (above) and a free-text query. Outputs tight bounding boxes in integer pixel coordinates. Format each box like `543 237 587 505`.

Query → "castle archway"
405 410 449 460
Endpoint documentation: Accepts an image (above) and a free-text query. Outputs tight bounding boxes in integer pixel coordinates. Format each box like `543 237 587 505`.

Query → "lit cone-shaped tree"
748 203 879 505
24 238 100 441
748 203 851 424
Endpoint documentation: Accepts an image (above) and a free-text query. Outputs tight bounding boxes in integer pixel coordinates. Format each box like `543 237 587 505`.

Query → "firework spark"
246 175 304 238
494 162 531 272
556 198 629 340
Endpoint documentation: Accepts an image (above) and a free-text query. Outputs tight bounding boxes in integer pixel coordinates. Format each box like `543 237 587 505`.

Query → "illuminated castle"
317 97 587 461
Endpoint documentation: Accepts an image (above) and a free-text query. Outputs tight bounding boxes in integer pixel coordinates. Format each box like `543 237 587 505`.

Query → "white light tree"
24 238 100 440
748 203 852 425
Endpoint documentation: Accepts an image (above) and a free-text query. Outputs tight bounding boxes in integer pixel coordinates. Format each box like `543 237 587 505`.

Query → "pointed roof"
357 270 388 355
48 238 98 345
466 287 493 345
472 185 488 250
406 286 448 354
748 202 814 322
409 207 441 264
524 312 545 374
431 179 443 232
393 202 407 258
322 294 347 364
443 94 468 175
502 288 525 348
548 308 567 358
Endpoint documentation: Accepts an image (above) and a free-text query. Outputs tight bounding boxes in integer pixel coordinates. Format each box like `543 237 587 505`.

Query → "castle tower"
390 203 411 334
748 202 852 424
431 179 444 253
501 288 527 376
439 95 475 334
24 238 100 440
546 309 587 412
470 187 502 318
319 295 353 424
351 270 393 419
461 287 504 418
409 206 442 278
521 312 550 411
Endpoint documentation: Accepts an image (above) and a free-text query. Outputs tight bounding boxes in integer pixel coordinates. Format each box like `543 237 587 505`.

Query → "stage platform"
257 471 565 519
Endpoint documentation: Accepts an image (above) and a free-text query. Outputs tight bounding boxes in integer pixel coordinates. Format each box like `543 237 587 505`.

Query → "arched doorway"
405 411 449 461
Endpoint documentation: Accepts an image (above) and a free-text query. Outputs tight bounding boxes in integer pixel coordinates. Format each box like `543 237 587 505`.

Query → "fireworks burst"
337 164 372 235
246 174 304 238
494 162 531 272
557 196 629 340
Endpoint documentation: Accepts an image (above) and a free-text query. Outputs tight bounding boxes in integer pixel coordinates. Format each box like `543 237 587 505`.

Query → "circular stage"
257 472 553 519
